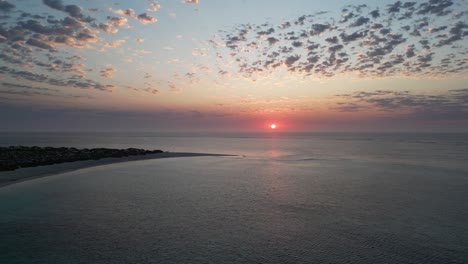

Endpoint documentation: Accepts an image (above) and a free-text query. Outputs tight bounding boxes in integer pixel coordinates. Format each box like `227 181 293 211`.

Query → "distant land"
0 146 232 188
0 146 164 171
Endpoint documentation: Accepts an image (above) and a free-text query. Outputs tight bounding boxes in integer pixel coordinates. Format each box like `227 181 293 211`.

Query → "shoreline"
0 152 233 188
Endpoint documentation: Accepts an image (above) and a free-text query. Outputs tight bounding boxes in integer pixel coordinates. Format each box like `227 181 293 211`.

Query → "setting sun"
270 124 277 129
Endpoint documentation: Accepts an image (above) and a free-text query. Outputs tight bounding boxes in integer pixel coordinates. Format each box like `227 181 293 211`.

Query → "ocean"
1 132 467 263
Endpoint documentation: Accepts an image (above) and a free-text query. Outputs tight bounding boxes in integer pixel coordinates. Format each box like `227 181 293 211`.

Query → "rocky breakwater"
0 146 163 171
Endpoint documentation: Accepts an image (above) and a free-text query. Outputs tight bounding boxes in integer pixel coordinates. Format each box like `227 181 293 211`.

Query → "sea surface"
1 132 467 263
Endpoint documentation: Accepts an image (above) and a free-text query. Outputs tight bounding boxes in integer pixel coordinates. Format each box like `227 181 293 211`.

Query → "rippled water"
1 133 467 263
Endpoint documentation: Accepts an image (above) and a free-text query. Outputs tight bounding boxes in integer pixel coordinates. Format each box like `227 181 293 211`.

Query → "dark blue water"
1 132 467 263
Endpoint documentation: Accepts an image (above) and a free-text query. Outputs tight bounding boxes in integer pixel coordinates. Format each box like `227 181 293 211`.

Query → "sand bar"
0 152 232 188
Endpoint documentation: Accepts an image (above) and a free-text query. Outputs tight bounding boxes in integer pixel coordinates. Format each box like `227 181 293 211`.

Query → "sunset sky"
1 0 467 132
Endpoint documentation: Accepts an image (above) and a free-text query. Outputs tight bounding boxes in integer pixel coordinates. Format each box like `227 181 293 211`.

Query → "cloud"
148 4 161 12
184 0 199 4
137 13 157 24
387 1 402 13
110 8 135 17
0 89 58 98
64 79 114 92
42 0 63 11
310 23 334 35
0 8 99 51
26 37 55 50
42 0 93 23
435 21 468 47
168 82 181 92
19 19 51 34
334 88 468 121
103 39 126 48
0 82 91 99
0 1 15 12
417 0 453 16
208 0 467 79
340 30 367 43
96 16 128 34
135 49 152 54
325 36 339 44
350 16 370 27
266 37 279 45
64 5 82 18
285 55 301 67
100 66 116 79
0 66 113 92
0 0 189 102
96 24 117 34
143 88 158 94
2 82 58 92
405 44 416 58
107 16 128 27
369 9 380 18
0 0 466 117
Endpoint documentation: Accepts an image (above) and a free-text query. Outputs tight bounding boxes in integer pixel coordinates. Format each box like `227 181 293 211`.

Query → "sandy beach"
0 152 231 188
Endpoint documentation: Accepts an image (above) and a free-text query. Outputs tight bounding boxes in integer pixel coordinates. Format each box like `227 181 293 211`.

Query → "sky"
0 0 467 132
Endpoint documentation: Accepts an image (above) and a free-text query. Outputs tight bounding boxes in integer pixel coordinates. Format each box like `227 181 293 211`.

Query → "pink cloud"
148 4 161 12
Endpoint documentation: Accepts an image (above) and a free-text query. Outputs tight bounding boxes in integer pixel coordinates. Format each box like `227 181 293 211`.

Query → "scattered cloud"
0 0 466 131
0 82 92 99
108 16 128 27
111 8 135 17
334 89 468 120
192 48 208 56
148 4 161 12
209 0 467 79
0 65 113 92
137 13 157 24
103 39 126 48
0 1 168 95
135 49 152 54
0 1 15 12
100 65 117 79
168 82 181 92
144 73 152 79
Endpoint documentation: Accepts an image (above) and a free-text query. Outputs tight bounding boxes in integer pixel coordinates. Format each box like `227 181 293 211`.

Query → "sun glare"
270 124 277 129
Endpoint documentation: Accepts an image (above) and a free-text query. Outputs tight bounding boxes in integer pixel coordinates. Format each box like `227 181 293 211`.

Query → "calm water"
1 132 467 263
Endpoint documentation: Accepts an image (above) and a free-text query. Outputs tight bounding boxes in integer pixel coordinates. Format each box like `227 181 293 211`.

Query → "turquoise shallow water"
1 133 468 263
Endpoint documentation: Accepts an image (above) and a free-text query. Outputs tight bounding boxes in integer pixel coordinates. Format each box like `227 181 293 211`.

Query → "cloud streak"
334 88 468 120
1 82 93 98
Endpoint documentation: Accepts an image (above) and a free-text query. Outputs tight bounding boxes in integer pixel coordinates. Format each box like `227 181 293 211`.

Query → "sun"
270 124 277 129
